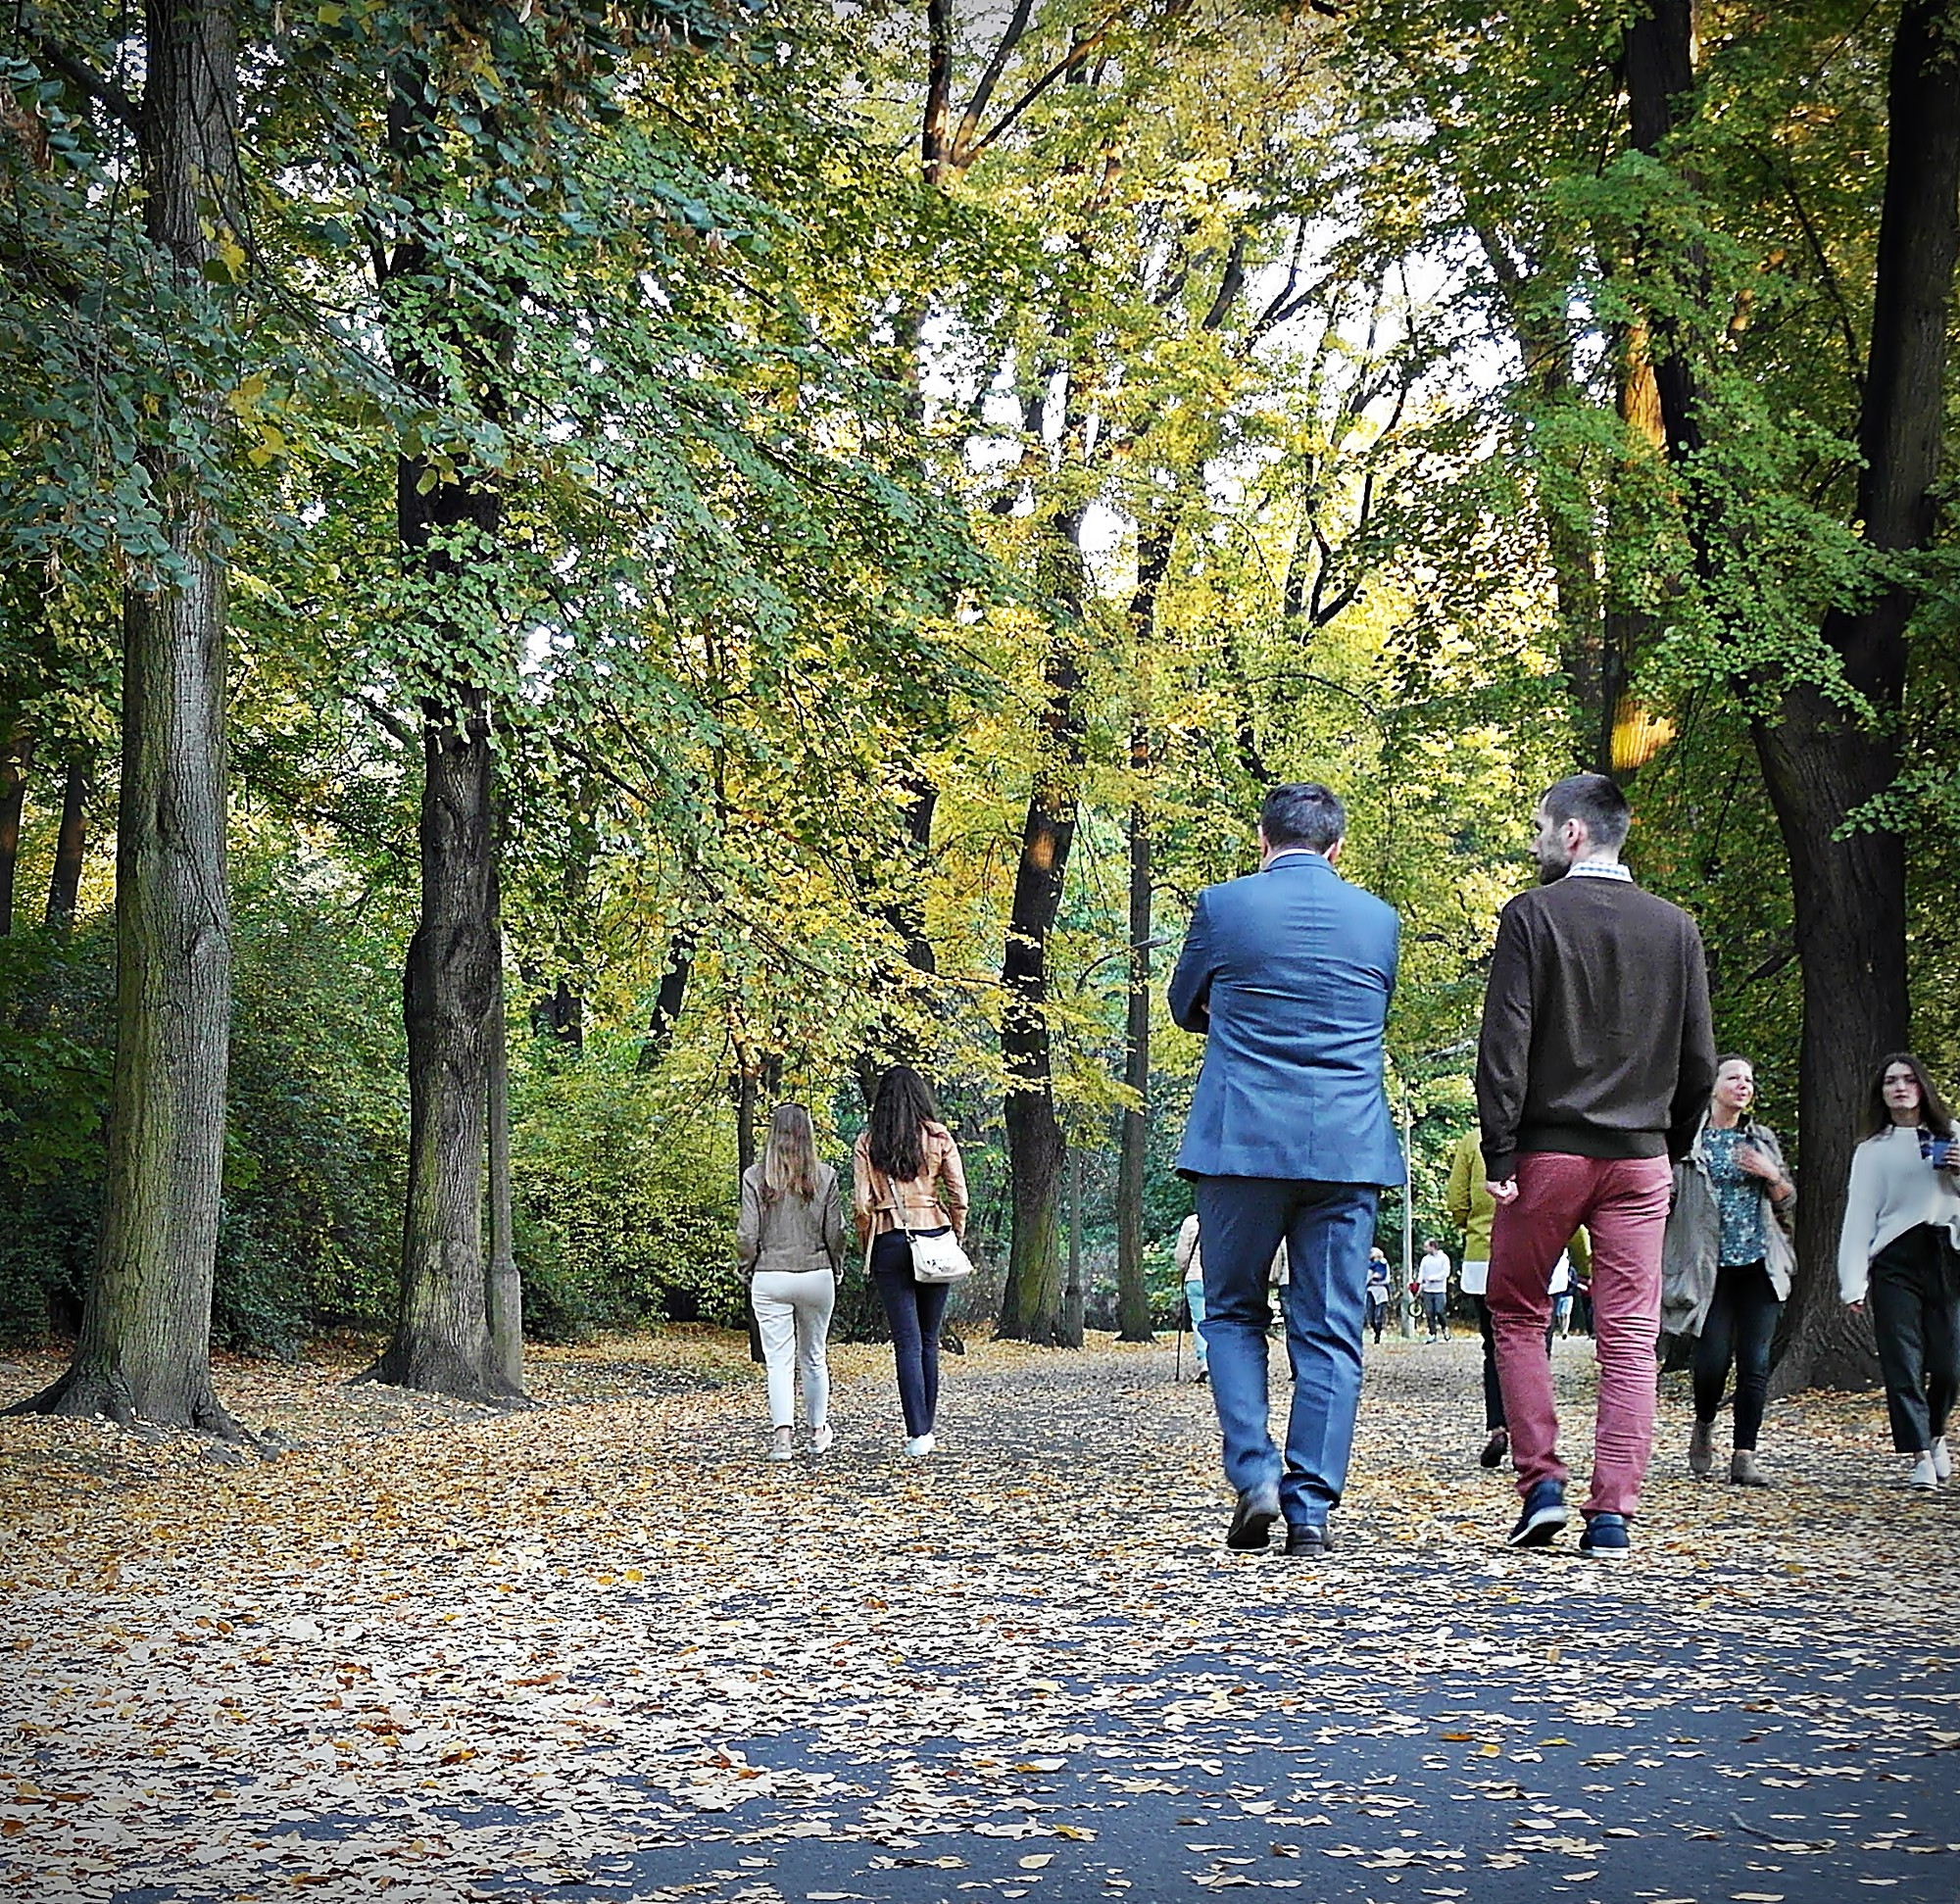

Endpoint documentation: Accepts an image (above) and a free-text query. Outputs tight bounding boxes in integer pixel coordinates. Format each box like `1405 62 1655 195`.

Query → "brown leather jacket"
853 1122 969 1247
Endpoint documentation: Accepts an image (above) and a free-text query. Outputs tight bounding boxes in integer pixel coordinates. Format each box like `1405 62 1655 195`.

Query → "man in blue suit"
1169 783 1402 1558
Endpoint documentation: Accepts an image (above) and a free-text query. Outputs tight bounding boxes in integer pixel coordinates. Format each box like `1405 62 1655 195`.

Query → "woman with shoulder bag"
1661 1054 1796 1486
1838 1053 1960 1489
738 1103 846 1461
853 1065 970 1458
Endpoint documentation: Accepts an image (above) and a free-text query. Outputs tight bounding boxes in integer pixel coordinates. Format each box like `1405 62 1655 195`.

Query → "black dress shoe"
1284 1522 1335 1558
1479 1428 1508 1470
1226 1485 1281 1550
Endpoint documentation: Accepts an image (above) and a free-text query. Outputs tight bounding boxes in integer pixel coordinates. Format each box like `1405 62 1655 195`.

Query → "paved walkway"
3 1331 1958 1903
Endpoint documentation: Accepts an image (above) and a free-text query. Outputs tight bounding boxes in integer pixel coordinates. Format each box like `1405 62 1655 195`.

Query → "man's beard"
1535 852 1569 886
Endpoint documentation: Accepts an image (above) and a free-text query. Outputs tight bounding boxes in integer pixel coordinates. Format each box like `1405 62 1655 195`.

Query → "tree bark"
44 754 91 937
13 0 239 1431
1760 0 1959 1392
996 514 1089 1347
1621 0 1959 1391
636 928 694 1073
0 725 27 936
367 694 514 1398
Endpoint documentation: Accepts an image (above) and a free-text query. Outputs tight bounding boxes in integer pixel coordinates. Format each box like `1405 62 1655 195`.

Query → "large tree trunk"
1761 0 1959 1391
367 694 514 1398
12 0 240 1432
1622 0 1959 1391
45 754 91 937
996 518 1089 1347
0 725 27 935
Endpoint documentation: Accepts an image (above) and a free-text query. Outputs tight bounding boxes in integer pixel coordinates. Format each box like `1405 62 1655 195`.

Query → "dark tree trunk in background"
14 0 239 1430
45 755 91 937
1759 0 1959 1393
1115 513 1177 1343
997 514 1089 1348
636 928 694 1072
368 693 514 1399
1622 0 1959 1391
531 977 582 1050
0 726 27 935
362 53 520 1403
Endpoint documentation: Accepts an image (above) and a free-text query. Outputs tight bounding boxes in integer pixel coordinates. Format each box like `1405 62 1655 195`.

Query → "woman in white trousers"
738 1104 847 1459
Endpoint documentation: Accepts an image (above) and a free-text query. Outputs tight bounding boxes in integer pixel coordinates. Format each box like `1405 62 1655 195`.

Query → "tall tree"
15 0 242 1429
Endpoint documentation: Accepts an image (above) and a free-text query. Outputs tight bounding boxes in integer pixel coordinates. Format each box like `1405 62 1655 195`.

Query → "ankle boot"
1729 1448 1771 1488
1688 1418 1716 1479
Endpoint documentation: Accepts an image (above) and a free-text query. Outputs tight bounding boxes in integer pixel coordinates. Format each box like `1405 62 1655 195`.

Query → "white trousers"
751 1269 835 1429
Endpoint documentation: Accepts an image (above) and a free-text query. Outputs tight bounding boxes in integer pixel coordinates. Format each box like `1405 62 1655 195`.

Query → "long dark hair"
867 1065 940 1181
1865 1051 1955 1142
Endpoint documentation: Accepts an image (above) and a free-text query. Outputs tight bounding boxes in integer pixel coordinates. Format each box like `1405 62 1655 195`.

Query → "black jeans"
1870 1224 1960 1454
1690 1259 1781 1451
870 1230 952 1438
1473 1294 1505 1431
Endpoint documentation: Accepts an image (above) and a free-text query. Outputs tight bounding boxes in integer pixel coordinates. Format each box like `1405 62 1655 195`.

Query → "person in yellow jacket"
1446 1126 1589 1468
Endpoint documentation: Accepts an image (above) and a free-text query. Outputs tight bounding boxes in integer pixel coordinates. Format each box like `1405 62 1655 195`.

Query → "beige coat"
736 1162 847 1280
853 1122 969 1248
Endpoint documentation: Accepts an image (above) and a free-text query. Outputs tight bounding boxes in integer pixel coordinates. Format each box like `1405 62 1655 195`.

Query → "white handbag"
869 1160 974 1285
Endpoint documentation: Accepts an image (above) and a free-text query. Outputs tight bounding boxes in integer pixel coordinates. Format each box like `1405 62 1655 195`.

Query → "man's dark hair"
1260 782 1346 853
1539 772 1631 852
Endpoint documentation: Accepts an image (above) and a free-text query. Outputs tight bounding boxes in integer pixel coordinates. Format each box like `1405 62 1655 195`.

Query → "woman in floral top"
1660 1055 1796 1486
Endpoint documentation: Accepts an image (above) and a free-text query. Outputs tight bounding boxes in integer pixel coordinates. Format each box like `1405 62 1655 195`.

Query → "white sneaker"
904 1434 936 1458
809 1425 834 1455
1908 1452 1938 1489
768 1431 795 1462
1934 1438 1952 1483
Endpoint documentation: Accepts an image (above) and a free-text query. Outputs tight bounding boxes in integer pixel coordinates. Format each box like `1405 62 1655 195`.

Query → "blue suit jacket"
1169 851 1403 1187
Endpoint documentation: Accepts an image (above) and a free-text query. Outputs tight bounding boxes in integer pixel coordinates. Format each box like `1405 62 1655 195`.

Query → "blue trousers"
1193 1175 1379 1528
870 1231 951 1437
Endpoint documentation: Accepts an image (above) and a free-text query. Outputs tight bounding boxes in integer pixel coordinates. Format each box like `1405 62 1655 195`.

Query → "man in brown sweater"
1477 773 1715 1560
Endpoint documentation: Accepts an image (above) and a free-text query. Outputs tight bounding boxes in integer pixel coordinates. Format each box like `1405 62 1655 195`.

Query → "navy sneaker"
1579 1511 1632 1559
1506 1478 1569 1548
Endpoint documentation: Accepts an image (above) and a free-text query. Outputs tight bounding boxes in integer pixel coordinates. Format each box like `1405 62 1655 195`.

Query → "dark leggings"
1870 1225 1960 1454
1690 1259 1781 1451
870 1231 952 1437
1474 1295 1505 1431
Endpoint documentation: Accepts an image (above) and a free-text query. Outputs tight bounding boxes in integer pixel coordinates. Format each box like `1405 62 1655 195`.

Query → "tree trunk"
45 754 91 937
366 695 514 1399
0 726 27 936
530 976 582 1050
996 517 1088 1345
636 928 694 1072
1761 0 1959 1391
12 0 240 1433
1621 0 1960 1391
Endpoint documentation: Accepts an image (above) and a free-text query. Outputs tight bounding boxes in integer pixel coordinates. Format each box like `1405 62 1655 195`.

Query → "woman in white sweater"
1838 1053 1960 1488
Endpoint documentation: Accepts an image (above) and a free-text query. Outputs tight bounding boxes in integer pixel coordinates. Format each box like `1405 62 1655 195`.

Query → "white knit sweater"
1837 1126 1960 1303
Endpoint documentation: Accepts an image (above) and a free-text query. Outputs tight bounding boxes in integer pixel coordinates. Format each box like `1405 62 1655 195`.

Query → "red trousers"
1489 1151 1672 1518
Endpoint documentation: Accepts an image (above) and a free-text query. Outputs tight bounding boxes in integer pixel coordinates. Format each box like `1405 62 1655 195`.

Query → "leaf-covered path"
5 1330 1959 1904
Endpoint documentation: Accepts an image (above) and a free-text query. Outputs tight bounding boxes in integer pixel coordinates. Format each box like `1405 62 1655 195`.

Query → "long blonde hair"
761 1102 819 1204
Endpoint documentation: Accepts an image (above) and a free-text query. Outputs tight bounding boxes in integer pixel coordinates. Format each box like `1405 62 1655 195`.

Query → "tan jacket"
853 1122 969 1246
737 1162 847 1280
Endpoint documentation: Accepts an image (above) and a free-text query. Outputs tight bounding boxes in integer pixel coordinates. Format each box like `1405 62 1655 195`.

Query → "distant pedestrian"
1365 1246 1392 1344
1477 773 1715 1559
1418 1240 1452 1340
1177 1212 1209 1382
1169 782 1402 1560
738 1103 846 1461
1838 1053 1960 1489
1661 1055 1796 1488
854 1065 970 1459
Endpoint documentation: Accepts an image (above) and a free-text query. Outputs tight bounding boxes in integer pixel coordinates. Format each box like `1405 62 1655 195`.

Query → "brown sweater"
1476 871 1716 1183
